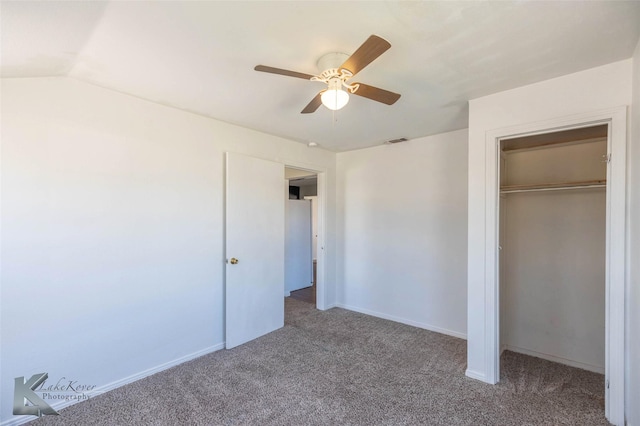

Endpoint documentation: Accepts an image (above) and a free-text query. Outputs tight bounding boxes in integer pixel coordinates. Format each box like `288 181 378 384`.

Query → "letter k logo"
13 373 59 417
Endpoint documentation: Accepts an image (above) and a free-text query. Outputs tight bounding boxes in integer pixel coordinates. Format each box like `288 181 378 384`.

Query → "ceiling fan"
254 35 401 114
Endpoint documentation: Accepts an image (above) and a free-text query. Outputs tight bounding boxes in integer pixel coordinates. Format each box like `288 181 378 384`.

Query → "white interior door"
304 196 318 261
285 199 312 294
225 152 284 349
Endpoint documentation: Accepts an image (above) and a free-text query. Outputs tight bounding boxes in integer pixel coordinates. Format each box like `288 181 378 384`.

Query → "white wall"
0 77 336 424
501 141 607 372
336 129 468 338
628 38 640 426
467 59 633 419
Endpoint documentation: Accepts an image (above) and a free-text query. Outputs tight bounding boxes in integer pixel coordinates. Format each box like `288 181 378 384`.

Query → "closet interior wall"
499 126 608 373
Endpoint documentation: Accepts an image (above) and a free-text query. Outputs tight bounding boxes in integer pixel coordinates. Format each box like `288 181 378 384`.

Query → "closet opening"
497 123 608 389
476 106 627 423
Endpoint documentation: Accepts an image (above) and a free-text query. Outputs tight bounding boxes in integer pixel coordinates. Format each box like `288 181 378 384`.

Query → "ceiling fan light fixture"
321 89 349 111
321 78 349 111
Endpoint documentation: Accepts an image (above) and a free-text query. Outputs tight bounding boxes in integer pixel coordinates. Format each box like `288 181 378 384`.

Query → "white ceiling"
2 1 640 152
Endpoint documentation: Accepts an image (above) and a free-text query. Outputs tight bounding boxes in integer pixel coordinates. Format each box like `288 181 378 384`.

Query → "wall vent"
385 137 408 144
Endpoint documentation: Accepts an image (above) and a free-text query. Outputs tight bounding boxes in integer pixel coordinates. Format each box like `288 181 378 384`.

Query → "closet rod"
500 184 606 194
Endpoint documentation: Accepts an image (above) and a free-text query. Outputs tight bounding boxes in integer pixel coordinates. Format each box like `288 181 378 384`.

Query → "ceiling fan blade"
301 92 323 114
254 65 315 80
352 83 401 105
339 35 391 76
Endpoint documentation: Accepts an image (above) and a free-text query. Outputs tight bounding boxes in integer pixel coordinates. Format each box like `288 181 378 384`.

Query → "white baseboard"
2 343 224 426
465 369 488 382
335 303 467 340
504 344 604 374
321 303 338 310
284 291 291 297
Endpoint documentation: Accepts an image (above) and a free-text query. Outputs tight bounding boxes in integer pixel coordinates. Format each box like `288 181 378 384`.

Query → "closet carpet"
30 298 607 425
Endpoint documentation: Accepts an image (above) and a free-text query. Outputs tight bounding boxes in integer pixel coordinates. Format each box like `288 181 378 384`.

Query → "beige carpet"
31 298 608 425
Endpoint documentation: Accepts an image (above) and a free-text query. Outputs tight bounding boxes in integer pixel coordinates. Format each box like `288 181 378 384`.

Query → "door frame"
480 107 627 425
284 162 328 310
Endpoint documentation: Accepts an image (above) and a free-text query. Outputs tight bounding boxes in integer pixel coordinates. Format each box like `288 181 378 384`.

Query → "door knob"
229 258 239 265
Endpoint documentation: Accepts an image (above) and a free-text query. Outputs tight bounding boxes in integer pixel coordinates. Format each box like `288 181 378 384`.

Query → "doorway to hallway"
285 167 318 306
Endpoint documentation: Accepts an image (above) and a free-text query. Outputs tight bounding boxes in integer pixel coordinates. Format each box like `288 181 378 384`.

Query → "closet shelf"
500 180 606 194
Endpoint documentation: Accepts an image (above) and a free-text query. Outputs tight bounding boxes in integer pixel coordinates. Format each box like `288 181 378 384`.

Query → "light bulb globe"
321 89 349 111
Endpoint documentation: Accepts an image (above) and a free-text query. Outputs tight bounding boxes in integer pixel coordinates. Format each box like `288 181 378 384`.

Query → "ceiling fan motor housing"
316 52 350 73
